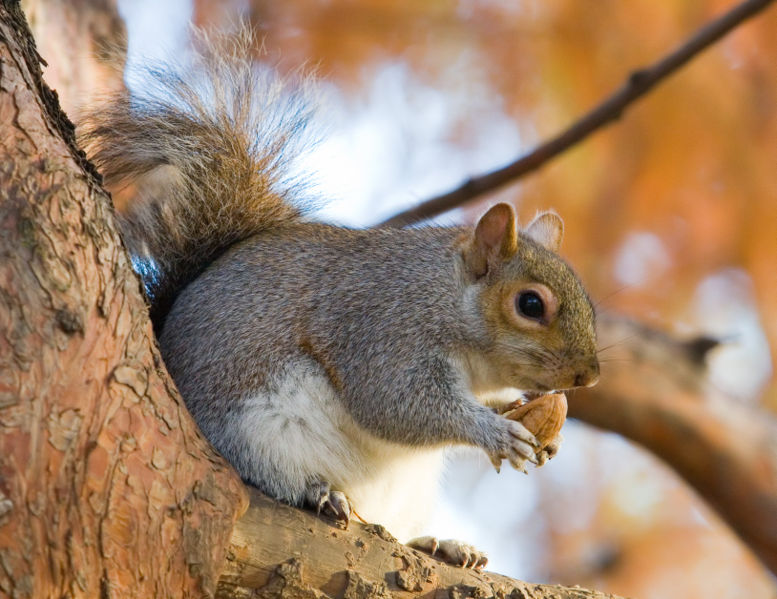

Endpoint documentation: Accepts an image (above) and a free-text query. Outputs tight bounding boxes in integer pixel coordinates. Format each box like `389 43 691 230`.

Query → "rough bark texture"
217 488 624 599
0 3 247 598
572 314 777 574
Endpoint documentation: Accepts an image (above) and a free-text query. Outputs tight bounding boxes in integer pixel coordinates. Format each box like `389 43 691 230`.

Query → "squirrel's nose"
573 361 600 388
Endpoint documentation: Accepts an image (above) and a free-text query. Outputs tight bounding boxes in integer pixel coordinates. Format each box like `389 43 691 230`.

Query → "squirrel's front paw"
305 480 351 526
407 536 487 569
502 392 567 468
487 419 540 473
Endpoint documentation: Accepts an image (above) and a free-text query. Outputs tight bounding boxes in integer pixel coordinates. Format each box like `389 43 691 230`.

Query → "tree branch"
216 488 625 599
571 314 777 575
380 0 777 227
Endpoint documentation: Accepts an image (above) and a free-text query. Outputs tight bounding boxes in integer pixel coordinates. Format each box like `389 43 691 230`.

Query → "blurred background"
31 0 777 597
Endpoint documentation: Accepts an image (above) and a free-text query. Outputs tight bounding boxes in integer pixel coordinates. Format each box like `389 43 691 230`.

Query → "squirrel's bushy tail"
79 27 314 329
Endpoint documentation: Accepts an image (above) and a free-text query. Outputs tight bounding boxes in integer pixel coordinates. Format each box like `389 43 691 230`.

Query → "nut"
503 392 567 450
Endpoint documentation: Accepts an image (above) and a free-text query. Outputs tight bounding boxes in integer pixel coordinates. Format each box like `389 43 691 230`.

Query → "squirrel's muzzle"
573 360 600 388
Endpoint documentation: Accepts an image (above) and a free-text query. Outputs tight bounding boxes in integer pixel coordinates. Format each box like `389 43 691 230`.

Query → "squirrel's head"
461 203 599 393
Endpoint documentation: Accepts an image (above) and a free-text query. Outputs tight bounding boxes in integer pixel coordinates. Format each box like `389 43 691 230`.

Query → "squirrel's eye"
516 291 545 320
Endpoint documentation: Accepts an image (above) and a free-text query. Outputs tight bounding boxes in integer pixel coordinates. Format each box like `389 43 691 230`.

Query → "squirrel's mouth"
523 380 552 394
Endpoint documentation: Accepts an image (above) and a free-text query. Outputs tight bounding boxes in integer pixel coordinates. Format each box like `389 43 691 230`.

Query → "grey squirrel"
80 28 599 569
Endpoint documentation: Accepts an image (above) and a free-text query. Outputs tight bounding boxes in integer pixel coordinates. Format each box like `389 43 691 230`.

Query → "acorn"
502 392 567 450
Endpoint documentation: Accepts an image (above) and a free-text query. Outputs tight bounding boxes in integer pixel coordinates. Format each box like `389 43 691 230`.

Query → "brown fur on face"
463 204 599 392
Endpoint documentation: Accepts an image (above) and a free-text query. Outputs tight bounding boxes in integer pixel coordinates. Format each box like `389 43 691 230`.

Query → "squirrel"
80 28 599 569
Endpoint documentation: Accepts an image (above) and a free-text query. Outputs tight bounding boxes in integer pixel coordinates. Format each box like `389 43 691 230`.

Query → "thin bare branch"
380 0 776 227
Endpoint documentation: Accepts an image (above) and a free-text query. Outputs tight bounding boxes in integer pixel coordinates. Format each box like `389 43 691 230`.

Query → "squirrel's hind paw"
305 480 351 526
407 536 488 570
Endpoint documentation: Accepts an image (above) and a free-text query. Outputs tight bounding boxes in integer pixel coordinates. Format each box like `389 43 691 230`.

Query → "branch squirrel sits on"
80 29 599 569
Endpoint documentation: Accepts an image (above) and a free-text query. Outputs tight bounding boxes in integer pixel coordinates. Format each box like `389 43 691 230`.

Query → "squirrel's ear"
524 211 564 252
463 203 518 277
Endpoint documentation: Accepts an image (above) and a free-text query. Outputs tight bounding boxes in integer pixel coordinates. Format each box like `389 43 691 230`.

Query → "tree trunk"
0 3 247 597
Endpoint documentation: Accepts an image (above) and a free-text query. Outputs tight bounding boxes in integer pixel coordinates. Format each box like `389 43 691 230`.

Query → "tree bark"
0 3 246 598
216 488 623 599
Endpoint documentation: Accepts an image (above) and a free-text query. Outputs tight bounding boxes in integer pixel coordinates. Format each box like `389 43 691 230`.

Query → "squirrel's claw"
306 481 352 527
324 490 351 525
508 455 528 473
488 419 542 473
489 453 502 473
505 421 540 470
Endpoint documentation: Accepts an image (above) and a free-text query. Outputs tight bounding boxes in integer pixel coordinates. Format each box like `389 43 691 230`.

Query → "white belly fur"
232 359 444 541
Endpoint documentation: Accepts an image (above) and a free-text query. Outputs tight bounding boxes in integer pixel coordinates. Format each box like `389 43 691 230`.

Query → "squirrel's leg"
407 536 488 570
216 355 367 524
341 353 540 473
